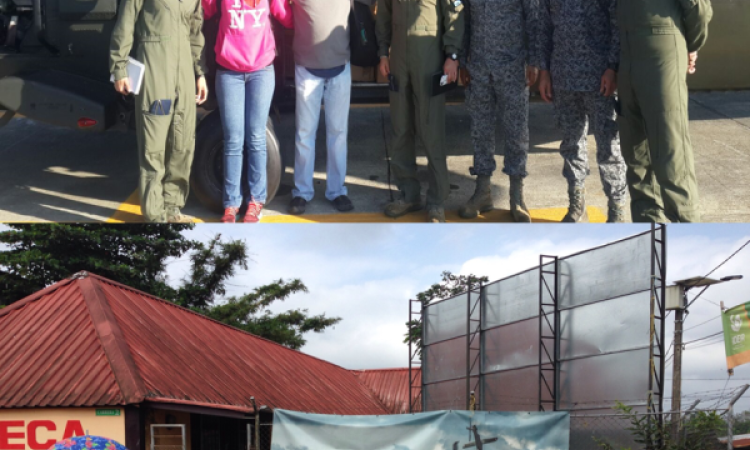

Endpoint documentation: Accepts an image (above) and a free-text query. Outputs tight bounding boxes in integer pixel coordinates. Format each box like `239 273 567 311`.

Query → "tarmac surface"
0 91 748 223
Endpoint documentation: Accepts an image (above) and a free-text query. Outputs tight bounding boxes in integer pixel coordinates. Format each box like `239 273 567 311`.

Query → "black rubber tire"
191 111 282 214
0 110 14 128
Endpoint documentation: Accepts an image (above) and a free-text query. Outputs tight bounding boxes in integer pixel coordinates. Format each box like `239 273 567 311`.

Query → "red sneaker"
221 207 239 223
243 201 264 223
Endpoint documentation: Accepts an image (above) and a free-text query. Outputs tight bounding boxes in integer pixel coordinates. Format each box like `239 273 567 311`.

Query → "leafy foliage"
595 402 725 450
730 412 750 435
404 271 489 349
0 224 340 349
205 278 341 350
0 224 196 304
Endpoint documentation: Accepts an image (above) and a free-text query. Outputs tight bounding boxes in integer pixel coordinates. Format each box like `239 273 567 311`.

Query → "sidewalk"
0 92 748 223
237 91 750 223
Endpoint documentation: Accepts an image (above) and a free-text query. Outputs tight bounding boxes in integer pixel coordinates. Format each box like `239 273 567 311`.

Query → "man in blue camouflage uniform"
457 0 540 223
538 0 628 222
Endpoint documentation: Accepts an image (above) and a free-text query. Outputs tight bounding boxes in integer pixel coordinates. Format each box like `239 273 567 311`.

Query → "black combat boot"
458 175 493 219
562 184 588 223
607 198 627 223
384 193 423 218
427 205 446 223
509 176 531 223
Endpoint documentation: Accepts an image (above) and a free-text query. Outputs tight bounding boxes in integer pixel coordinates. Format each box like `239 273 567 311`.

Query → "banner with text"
0 408 125 450
723 302 750 370
271 410 569 450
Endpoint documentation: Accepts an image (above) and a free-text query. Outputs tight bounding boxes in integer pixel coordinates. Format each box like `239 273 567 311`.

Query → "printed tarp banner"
723 302 750 369
271 410 570 450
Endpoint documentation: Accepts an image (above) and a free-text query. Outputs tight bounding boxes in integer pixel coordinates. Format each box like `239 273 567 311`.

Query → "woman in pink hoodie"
203 0 293 223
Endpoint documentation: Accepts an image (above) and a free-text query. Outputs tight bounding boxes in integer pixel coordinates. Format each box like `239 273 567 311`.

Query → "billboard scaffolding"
413 225 666 418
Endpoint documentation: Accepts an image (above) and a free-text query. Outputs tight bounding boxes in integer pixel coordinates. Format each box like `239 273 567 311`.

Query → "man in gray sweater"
287 0 354 215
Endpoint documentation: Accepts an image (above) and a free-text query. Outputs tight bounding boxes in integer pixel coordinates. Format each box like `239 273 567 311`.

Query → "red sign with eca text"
0 420 85 450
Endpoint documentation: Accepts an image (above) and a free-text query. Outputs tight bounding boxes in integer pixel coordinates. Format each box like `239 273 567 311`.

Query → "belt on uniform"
137 35 172 42
622 26 681 36
408 24 439 31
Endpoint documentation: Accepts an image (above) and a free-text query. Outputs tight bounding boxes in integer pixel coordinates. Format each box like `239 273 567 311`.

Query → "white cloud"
458 238 605 280
145 225 750 411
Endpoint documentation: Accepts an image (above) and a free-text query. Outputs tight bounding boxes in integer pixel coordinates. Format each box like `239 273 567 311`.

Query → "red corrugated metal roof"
0 278 125 408
719 435 750 448
353 368 422 414
0 272 389 415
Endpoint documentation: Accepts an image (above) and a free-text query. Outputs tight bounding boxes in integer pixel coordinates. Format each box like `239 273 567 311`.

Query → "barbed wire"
710 376 734 410
680 387 744 396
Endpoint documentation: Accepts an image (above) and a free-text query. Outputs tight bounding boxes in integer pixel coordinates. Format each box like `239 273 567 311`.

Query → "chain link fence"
571 410 727 450
255 423 273 450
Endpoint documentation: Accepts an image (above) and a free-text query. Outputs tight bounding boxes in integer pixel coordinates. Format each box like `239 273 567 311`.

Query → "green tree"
731 412 750 435
595 402 725 450
404 271 489 349
0 224 196 303
205 278 340 350
0 224 340 349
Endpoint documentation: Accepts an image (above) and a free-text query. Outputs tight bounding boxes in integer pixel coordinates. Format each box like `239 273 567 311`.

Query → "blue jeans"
293 63 351 201
216 65 275 207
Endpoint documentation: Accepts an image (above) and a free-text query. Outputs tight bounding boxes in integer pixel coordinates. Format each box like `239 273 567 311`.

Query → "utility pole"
671 304 685 439
671 275 743 442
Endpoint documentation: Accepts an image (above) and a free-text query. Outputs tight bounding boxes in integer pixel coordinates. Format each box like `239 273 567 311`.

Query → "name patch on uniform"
652 27 677 35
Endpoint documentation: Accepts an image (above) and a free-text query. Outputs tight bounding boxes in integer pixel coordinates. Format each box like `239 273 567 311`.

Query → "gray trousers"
466 63 529 178
553 90 627 202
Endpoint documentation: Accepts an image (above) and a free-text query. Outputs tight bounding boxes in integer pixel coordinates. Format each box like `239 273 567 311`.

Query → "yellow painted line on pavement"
108 189 605 223
259 206 606 224
107 190 141 223
107 190 205 223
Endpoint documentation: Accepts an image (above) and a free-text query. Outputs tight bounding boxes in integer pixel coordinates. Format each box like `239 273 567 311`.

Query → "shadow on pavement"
0 117 138 222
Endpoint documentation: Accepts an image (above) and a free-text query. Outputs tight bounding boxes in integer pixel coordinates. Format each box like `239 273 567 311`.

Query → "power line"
678 387 745 396
702 239 750 280
685 336 725 351
686 336 724 347
690 292 722 307
684 314 720 331
684 238 749 310
684 331 723 345
684 379 750 381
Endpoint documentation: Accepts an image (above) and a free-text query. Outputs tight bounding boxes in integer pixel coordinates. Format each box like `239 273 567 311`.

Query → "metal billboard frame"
412 224 666 416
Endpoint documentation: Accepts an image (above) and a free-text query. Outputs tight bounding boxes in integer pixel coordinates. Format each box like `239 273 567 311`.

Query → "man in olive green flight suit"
110 0 208 223
617 0 712 223
376 0 465 223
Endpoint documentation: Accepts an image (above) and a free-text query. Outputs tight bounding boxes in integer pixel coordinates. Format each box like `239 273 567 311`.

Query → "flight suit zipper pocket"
651 27 678 35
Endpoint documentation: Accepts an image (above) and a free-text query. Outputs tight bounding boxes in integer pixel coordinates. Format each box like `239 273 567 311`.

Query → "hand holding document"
110 57 145 95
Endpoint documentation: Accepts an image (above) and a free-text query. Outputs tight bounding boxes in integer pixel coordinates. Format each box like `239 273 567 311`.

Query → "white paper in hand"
110 57 146 95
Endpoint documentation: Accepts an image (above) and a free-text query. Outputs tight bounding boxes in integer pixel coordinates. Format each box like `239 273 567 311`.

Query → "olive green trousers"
388 30 449 207
618 30 701 223
135 92 196 223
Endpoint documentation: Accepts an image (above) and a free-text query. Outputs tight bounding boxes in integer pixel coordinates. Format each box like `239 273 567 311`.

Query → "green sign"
95 409 121 416
722 302 750 370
